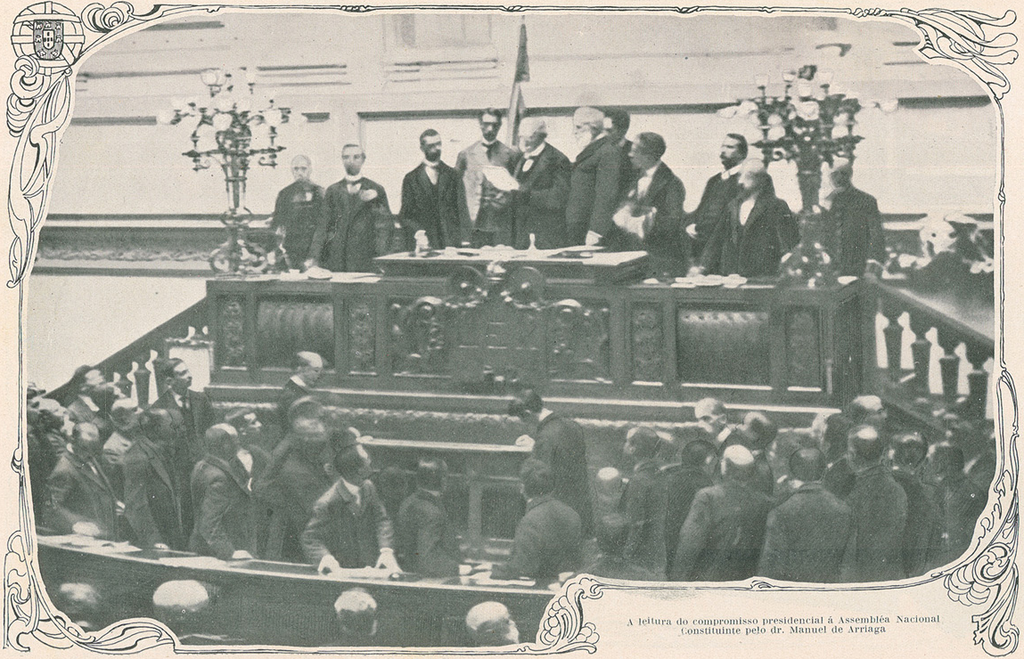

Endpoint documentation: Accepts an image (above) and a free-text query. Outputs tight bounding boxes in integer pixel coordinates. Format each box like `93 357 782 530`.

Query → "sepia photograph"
1 1 1017 656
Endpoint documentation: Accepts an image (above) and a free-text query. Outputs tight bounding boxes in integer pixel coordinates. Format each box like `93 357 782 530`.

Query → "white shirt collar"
345 175 363 184
641 161 661 180
482 139 497 148
423 159 440 168
739 196 757 226
289 374 309 390
79 394 99 412
538 408 554 423
525 142 547 159
339 477 361 505
172 391 184 407
721 164 741 181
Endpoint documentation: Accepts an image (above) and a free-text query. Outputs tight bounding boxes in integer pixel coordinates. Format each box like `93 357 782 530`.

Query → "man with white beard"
565 107 626 247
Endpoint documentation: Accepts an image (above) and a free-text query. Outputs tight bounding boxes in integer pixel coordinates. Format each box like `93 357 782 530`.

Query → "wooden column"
936 330 962 408
908 313 933 398
881 302 905 382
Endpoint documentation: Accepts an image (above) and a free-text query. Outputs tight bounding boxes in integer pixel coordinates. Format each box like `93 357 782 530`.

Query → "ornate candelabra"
159 67 291 274
725 65 896 286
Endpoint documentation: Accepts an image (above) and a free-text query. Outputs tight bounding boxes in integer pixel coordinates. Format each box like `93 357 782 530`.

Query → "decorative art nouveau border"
3 3 1019 656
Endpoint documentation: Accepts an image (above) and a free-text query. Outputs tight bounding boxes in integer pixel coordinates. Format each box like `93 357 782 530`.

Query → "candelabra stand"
159 67 291 275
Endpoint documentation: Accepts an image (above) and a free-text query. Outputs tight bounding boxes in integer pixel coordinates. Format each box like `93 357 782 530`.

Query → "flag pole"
506 17 529 148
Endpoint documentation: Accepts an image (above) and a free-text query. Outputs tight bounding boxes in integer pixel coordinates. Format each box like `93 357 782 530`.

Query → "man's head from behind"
416 457 447 493
419 129 442 163
465 601 519 646
225 407 262 445
847 424 884 469
847 395 886 429
294 351 324 388
478 108 503 143
789 447 828 484
680 439 719 478
927 441 965 481
140 408 176 447
721 444 756 482
292 416 328 463
109 398 141 433
508 389 543 424
829 158 854 191
152 580 211 631
738 158 769 194
604 108 631 144
892 432 928 471
333 443 372 485
519 458 553 500
291 155 311 183
54 582 103 632
624 427 661 464
334 588 378 642
203 424 240 461
740 411 777 453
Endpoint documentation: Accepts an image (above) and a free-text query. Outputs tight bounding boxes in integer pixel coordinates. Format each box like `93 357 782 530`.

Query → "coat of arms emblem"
32 19 63 60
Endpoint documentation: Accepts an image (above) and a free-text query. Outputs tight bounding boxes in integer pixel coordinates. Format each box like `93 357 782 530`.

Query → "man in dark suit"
696 158 798 278
727 411 777 497
844 425 907 581
456 108 521 247
758 448 853 582
671 445 772 581
302 440 399 573
277 351 324 434
151 357 214 536
512 118 571 249
259 416 335 562
123 409 187 550
823 395 889 498
399 129 461 250
189 424 257 560
492 459 582 582
661 439 716 576
608 132 690 277
566 106 624 246
308 144 393 272
927 441 986 568
822 159 886 276
45 422 122 539
508 390 593 537
65 366 110 439
395 458 461 577
604 108 633 202
619 427 668 578
271 155 326 268
891 432 942 577
585 513 658 581
685 133 747 259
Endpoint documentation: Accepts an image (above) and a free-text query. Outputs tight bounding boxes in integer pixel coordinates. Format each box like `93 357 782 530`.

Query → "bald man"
272 155 326 268
670 444 772 581
822 159 886 276
566 106 625 246
845 425 907 581
695 158 798 278
465 601 520 646
512 117 572 249
308 144 392 272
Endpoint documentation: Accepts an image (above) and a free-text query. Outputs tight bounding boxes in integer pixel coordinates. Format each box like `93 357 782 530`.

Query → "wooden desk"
38 536 554 648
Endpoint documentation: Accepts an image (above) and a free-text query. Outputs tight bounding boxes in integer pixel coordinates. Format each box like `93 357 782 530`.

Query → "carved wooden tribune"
207 252 863 407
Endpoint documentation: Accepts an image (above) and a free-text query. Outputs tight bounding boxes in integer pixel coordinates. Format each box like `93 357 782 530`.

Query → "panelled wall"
48 12 997 220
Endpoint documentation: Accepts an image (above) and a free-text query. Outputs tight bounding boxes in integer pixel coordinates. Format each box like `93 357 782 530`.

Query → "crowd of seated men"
272 106 886 281
27 353 993 643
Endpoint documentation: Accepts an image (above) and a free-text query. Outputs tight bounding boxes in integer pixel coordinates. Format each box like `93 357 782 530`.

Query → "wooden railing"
47 299 210 407
863 278 994 428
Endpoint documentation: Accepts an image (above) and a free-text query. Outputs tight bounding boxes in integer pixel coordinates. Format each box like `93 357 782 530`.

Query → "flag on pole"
506 19 529 147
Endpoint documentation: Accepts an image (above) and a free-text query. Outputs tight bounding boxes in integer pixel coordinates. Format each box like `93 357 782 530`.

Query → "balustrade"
866 280 993 425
